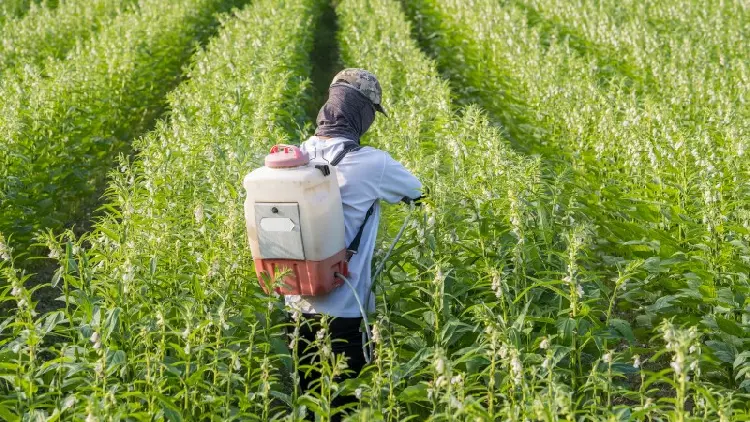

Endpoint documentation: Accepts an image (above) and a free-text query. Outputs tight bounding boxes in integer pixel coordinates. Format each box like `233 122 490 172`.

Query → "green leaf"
398 383 429 403
715 316 745 338
390 314 426 332
0 403 16 421
706 340 735 364
155 393 182 420
103 307 121 338
609 318 636 344
106 350 126 375
162 406 183 422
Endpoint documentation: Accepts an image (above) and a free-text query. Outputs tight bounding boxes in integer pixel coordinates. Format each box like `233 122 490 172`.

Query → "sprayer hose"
334 272 374 364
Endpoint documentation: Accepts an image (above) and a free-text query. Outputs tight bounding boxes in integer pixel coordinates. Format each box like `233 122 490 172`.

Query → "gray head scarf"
314 85 376 143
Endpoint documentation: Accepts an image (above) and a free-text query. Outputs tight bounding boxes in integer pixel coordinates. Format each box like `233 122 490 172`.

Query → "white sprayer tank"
243 144 347 295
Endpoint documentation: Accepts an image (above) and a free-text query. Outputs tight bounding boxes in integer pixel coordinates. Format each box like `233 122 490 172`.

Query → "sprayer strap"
330 141 374 261
346 203 375 261
330 141 362 166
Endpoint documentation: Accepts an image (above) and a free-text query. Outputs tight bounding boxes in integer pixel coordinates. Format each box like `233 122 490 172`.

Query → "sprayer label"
255 202 305 260
260 217 296 232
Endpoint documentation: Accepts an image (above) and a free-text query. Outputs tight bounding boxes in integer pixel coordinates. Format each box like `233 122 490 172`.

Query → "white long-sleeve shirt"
285 136 422 317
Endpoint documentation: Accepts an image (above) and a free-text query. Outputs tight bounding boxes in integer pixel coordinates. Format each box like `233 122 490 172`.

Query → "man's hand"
402 186 429 206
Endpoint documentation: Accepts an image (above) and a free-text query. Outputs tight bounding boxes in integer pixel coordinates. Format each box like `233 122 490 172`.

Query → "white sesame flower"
602 352 613 364
541 357 551 370
94 360 104 376
450 374 463 385
371 324 381 344
207 259 220 278
354 388 363 399
434 357 446 375
576 284 584 298
499 345 508 359
492 273 503 299
316 328 326 341
0 240 10 261
539 337 549 350
511 356 523 382
450 395 463 410
435 375 448 387
633 355 641 369
194 204 204 224
434 268 444 286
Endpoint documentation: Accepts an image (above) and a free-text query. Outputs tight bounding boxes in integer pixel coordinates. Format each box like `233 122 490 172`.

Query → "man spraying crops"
287 68 422 412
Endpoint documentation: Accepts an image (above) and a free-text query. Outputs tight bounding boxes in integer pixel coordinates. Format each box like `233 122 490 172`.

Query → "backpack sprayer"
243 144 415 363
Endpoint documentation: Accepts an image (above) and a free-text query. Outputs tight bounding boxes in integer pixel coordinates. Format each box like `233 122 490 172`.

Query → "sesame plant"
404 0 750 417
0 0 244 248
0 0 747 419
0 0 38 27
336 0 603 419
0 0 320 418
0 0 138 73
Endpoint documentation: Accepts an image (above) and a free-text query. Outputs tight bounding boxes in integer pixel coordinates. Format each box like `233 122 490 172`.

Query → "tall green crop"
405 0 750 417
0 0 138 73
0 0 243 248
0 0 320 418
0 0 34 26
0 0 746 420
521 0 748 195
334 0 581 419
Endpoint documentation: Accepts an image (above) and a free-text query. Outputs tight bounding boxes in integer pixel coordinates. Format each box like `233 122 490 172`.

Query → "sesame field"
0 0 748 420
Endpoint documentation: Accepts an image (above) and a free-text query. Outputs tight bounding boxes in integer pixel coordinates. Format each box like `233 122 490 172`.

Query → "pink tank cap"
265 144 310 168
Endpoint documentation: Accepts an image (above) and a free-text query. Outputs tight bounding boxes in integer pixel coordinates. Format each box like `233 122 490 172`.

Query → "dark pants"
289 313 366 420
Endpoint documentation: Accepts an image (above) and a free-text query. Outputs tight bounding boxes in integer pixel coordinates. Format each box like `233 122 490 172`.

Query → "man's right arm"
377 153 422 204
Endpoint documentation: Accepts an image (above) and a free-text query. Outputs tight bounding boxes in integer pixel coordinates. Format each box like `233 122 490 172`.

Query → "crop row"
0 0 552 417
0 0 320 418
0 1 38 27
335 0 547 418
522 0 748 168
406 0 749 290
405 0 749 416
0 0 242 248
0 0 137 73
0 0 745 420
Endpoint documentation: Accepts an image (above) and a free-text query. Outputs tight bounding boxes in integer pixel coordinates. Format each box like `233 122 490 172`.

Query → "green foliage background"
0 0 747 420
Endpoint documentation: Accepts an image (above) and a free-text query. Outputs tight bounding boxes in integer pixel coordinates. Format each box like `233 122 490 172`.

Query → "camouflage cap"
330 68 387 116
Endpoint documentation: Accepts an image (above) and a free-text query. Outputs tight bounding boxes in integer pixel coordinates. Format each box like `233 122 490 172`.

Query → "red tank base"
254 249 348 296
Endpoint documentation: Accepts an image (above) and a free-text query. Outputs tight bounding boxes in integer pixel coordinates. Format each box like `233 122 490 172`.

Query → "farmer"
287 68 422 415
